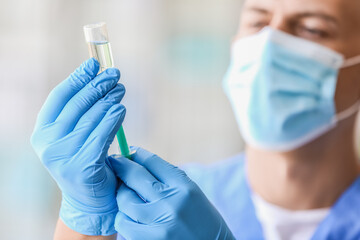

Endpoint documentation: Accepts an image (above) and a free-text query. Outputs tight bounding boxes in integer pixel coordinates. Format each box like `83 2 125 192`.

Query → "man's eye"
296 26 329 39
249 22 268 29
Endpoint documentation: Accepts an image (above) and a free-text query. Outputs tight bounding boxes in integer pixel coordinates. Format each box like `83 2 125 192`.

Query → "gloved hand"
109 147 235 240
31 58 125 236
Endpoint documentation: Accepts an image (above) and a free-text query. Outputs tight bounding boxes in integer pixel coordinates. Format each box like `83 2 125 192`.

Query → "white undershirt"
251 193 330 240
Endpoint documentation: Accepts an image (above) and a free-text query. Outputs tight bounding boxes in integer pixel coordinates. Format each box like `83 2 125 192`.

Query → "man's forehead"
243 0 337 12
243 0 358 14
242 0 360 24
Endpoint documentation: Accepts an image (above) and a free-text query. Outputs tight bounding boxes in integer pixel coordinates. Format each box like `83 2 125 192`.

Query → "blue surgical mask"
223 27 360 151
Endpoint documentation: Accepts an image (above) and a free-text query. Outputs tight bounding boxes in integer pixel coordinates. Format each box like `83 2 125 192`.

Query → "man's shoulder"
182 153 247 199
311 176 360 239
183 153 246 181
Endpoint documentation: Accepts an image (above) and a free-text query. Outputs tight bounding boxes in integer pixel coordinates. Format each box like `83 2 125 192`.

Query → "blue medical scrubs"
184 154 360 240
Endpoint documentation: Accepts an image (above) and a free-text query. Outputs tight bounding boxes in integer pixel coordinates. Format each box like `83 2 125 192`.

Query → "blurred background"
0 0 244 239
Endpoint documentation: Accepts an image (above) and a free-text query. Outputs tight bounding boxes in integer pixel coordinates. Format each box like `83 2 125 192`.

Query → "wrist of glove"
60 193 118 236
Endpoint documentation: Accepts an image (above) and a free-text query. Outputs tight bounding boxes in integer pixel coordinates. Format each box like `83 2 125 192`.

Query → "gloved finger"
117 183 144 205
36 58 99 127
130 147 190 186
109 155 168 202
54 68 120 138
78 103 125 166
116 184 145 222
44 91 123 159
116 184 173 225
115 211 167 240
41 91 124 158
72 84 125 138
115 211 143 240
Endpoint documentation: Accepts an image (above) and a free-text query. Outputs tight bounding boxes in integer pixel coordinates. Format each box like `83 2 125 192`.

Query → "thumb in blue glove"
109 147 235 240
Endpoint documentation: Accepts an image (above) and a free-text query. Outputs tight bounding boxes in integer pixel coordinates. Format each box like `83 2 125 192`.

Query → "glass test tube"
83 22 131 158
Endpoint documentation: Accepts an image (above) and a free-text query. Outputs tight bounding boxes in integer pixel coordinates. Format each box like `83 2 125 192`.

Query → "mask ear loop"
337 55 360 121
334 100 360 123
342 55 360 68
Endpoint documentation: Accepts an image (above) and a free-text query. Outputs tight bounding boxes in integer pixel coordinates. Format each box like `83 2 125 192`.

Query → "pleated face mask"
223 27 360 151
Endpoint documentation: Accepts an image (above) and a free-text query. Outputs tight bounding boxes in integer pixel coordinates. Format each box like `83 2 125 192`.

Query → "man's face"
236 0 360 113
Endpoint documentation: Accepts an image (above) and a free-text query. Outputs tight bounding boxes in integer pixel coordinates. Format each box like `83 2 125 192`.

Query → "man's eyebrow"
243 7 339 25
244 6 271 15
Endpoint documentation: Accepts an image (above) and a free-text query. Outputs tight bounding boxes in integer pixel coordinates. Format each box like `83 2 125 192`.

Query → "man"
31 0 360 239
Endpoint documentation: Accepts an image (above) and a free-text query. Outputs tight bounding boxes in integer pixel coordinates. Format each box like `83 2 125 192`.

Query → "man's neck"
247 116 360 210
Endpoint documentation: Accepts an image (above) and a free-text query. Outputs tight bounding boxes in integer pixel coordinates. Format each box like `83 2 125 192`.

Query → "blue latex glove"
109 147 235 240
31 58 125 236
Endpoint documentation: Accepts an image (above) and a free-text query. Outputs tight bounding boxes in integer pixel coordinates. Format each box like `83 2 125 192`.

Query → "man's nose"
269 12 292 35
